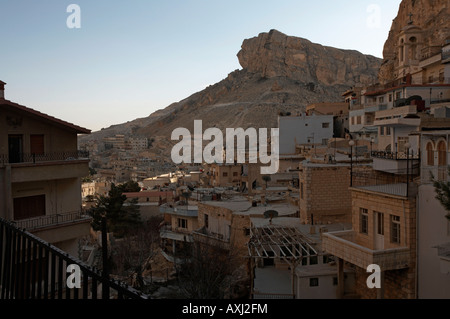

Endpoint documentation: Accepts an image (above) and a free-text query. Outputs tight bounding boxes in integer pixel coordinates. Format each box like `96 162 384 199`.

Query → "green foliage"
89 181 143 237
430 168 450 220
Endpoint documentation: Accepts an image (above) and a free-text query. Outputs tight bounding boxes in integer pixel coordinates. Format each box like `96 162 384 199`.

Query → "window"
396 92 402 100
360 208 369 235
379 97 384 103
357 116 362 125
223 172 228 177
426 142 434 166
351 117 355 125
389 94 392 102
391 215 401 244
178 218 188 229
8 134 23 163
385 127 391 136
375 212 384 235
30 134 44 155
380 126 384 136
233 172 238 177
438 141 447 166
309 278 319 287
333 277 338 286
204 214 209 228
322 123 330 129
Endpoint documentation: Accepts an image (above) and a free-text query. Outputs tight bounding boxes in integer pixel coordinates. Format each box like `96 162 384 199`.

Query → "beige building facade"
0 86 92 256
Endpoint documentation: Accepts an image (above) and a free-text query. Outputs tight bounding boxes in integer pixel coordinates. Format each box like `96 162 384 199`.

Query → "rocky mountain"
379 0 450 83
80 29 382 158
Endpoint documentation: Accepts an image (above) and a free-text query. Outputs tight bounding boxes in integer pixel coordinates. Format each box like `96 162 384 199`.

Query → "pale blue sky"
0 0 402 132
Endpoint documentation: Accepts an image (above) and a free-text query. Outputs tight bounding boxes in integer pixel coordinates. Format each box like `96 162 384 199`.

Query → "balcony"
0 217 148 299
371 151 420 177
12 211 91 231
0 151 89 166
0 151 90 183
192 227 231 250
11 211 92 244
322 230 411 270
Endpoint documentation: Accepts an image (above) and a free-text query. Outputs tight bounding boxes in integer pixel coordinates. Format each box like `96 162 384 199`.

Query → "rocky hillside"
379 0 450 83
80 29 382 157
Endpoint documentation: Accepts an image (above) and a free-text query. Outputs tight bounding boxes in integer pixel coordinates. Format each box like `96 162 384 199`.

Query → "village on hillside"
1 1 450 301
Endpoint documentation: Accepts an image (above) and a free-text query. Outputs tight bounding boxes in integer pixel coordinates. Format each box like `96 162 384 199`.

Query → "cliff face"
379 0 450 83
80 30 382 158
238 29 381 87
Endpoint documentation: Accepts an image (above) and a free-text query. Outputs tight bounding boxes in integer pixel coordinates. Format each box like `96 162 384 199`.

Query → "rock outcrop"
80 30 382 159
238 29 381 86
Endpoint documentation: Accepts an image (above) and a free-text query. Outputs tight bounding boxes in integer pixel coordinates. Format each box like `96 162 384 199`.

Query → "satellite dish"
264 210 278 220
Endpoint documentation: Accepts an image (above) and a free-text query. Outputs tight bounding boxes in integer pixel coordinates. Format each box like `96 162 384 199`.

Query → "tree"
89 182 143 237
176 241 245 299
110 216 163 290
430 168 450 220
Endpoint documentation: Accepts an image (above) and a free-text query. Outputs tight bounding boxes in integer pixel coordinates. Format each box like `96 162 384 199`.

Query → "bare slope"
80 30 382 157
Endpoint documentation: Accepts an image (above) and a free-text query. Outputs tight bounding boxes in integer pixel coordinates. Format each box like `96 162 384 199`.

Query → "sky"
0 0 402 132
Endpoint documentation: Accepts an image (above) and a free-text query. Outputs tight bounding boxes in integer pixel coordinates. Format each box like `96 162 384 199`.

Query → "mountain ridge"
79 29 382 158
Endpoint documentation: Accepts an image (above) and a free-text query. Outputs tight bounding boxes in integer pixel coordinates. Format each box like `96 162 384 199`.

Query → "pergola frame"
247 225 317 261
247 224 319 298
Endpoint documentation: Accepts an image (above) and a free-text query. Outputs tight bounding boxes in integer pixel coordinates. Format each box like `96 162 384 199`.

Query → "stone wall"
299 164 352 225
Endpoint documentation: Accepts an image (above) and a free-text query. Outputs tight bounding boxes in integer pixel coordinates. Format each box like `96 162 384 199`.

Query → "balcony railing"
12 211 91 231
0 217 148 299
371 151 420 160
322 230 411 270
0 151 89 165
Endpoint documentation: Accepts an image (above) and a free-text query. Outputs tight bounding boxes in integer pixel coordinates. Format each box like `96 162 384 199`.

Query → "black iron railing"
0 151 89 165
0 217 148 299
371 151 420 160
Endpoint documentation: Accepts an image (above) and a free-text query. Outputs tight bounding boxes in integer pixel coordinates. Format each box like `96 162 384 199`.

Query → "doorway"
8 134 23 163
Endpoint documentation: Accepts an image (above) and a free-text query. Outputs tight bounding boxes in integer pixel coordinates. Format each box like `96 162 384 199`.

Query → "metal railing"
0 151 89 165
12 211 91 231
371 151 420 160
0 217 148 299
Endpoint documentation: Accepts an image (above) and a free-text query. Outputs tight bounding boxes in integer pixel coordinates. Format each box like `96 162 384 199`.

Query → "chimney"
0 81 5 99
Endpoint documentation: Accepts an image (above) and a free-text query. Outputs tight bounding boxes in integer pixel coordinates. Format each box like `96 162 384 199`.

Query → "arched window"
400 39 404 62
438 140 447 166
426 142 434 166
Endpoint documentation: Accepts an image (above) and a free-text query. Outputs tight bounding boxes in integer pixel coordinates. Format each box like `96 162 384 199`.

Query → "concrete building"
0 81 92 256
278 114 334 155
322 170 417 298
159 204 198 262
